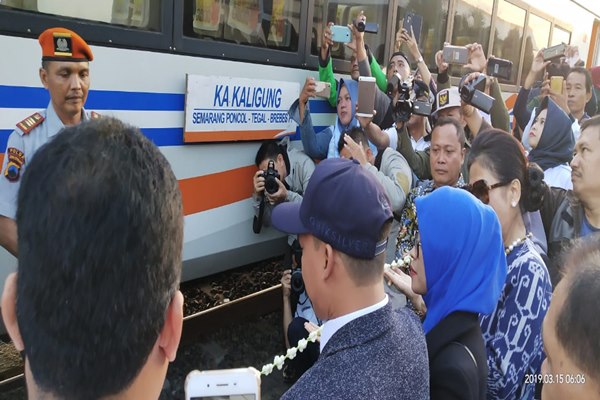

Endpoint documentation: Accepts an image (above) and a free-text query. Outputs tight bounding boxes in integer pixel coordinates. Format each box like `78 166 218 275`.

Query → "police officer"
0 27 98 256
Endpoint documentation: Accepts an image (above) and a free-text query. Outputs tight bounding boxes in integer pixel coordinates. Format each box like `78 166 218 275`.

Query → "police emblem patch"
53 32 73 57
4 147 25 182
439 90 449 108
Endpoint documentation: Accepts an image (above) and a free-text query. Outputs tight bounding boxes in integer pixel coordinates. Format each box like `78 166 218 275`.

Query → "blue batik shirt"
479 239 552 399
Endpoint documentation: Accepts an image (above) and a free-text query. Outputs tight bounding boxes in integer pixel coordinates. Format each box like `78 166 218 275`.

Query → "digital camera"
290 240 304 295
387 74 432 122
459 74 494 114
355 19 379 33
290 268 304 294
263 160 280 195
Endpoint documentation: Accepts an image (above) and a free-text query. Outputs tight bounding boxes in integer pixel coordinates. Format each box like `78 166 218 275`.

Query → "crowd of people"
251 10 600 400
1 13 600 400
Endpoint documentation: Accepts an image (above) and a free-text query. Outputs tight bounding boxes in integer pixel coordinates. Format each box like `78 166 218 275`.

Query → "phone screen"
550 76 564 93
402 12 422 44
357 77 376 117
191 396 256 400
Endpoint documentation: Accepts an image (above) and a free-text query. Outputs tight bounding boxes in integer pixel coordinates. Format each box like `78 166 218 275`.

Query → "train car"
0 0 599 290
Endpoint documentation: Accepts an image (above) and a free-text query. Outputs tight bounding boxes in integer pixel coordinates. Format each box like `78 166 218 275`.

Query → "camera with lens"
253 159 281 234
263 160 280 195
459 74 494 114
290 240 304 295
354 18 379 34
387 74 432 122
290 268 304 294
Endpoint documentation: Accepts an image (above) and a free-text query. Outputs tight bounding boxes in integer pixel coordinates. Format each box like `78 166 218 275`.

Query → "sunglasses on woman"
462 179 510 205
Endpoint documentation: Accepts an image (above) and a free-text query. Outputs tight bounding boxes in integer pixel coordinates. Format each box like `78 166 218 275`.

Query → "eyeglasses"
461 179 510 204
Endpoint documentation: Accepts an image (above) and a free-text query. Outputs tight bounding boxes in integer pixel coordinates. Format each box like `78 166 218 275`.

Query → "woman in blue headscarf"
527 96 575 189
386 186 506 400
289 78 376 160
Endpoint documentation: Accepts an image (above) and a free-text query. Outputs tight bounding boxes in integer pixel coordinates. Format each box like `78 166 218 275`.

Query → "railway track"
0 258 285 394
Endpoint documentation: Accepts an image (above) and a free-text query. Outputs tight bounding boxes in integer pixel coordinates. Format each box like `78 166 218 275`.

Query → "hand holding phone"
402 12 423 45
185 367 261 400
542 43 567 62
550 76 564 94
487 56 513 81
443 45 469 65
357 76 376 118
330 25 352 43
314 81 331 99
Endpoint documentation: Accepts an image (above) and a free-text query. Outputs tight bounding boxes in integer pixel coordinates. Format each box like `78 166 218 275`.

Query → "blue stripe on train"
0 85 185 111
0 85 337 113
0 127 184 149
0 126 329 150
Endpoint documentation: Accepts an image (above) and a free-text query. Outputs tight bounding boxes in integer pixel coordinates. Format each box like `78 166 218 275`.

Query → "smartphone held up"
314 81 331 99
550 76 564 94
443 45 469 65
185 367 261 400
357 76 376 118
402 11 423 44
330 25 351 43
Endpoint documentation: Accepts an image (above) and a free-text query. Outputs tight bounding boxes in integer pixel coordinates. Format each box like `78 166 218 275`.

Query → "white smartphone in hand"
314 81 331 98
185 367 261 400
357 76 376 118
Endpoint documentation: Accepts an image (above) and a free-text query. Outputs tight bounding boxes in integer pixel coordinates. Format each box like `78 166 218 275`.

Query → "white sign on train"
184 74 299 143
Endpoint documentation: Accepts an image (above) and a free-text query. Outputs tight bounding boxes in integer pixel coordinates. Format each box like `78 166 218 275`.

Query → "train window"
394 0 450 73
492 0 526 84
521 13 551 86
551 25 571 46
449 0 493 77
0 0 161 31
183 0 301 51
311 0 388 64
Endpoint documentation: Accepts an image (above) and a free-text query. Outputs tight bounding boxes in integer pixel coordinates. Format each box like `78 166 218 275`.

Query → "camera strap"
252 197 266 234
280 144 291 176
374 147 385 170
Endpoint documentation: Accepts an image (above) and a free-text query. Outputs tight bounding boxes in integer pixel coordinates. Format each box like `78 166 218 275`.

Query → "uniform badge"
438 90 449 108
16 112 45 135
53 32 73 57
4 147 25 182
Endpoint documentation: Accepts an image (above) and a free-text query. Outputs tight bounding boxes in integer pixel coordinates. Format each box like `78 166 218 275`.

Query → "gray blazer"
281 303 430 400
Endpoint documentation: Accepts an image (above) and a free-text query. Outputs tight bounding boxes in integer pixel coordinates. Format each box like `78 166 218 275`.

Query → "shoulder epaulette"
16 112 45 134
90 111 101 119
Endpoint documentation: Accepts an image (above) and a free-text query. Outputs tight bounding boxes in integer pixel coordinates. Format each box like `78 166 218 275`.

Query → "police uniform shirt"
0 102 96 219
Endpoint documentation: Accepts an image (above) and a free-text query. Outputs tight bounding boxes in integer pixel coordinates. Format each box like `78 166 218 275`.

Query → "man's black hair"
255 140 291 177
337 127 368 153
255 140 284 167
390 51 410 66
556 233 600 384
16 117 183 399
568 66 593 94
580 114 600 137
432 116 466 148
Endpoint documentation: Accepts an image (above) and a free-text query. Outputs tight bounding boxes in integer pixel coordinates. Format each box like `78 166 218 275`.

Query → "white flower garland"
259 256 414 377
260 326 323 376
384 255 413 273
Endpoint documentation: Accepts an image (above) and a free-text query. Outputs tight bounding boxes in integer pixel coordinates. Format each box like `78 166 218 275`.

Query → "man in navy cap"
0 27 98 256
273 158 429 400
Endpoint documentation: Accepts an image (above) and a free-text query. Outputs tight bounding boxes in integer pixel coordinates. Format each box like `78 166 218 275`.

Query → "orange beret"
39 27 93 62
